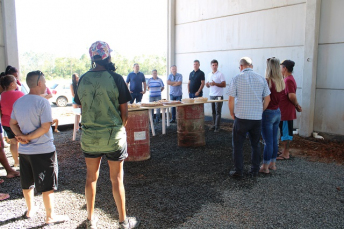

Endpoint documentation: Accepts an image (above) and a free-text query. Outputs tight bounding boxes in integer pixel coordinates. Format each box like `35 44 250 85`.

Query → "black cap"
280 59 295 69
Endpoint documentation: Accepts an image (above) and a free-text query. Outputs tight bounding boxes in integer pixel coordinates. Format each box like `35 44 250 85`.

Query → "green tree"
20 51 166 81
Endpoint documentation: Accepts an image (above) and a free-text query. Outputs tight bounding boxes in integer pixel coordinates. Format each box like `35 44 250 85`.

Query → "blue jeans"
169 95 182 120
149 96 161 121
261 109 281 164
130 92 143 104
232 117 262 174
189 91 203 98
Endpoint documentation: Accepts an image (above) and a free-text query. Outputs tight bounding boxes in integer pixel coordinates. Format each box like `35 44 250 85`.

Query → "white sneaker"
119 217 140 229
86 216 98 229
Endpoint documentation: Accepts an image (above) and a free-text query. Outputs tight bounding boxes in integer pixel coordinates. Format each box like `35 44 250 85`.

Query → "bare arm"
288 93 302 112
70 84 75 97
10 118 28 144
141 82 146 94
199 80 205 91
167 80 174 86
195 80 205 96
126 83 133 93
161 87 164 92
213 81 226 88
229 96 235 120
9 118 24 137
119 103 128 126
11 118 51 143
263 95 271 111
24 122 52 141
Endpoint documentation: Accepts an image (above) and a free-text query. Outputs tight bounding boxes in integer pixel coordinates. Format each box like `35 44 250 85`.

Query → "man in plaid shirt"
228 57 271 178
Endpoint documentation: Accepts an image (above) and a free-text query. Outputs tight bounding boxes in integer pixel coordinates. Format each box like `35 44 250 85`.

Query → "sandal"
0 193 10 201
23 207 38 219
0 179 4 184
277 155 290 160
45 215 70 225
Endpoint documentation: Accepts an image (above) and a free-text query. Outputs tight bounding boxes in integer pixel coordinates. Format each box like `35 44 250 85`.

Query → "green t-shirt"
75 70 132 153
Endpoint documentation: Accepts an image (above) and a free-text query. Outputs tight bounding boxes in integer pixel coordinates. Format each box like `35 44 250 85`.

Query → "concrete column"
1 0 19 71
167 0 176 99
299 0 321 137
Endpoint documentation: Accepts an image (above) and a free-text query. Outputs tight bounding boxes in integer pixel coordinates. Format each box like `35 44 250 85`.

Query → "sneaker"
119 217 140 229
229 170 243 178
209 126 215 131
169 119 175 123
86 216 98 229
214 128 220 133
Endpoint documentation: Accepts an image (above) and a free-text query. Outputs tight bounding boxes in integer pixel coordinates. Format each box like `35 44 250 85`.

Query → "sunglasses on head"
267 57 276 62
36 71 43 86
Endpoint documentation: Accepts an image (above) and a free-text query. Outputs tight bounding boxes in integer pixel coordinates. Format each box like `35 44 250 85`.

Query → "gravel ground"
0 121 343 229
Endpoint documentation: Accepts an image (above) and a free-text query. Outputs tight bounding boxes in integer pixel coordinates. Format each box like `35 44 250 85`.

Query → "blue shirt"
168 73 183 96
148 77 164 97
228 68 270 120
126 71 145 93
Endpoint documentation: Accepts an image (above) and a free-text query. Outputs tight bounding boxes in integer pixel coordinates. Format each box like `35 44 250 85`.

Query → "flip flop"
0 193 10 201
0 179 4 184
23 207 38 219
6 171 20 178
45 215 70 225
277 156 290 160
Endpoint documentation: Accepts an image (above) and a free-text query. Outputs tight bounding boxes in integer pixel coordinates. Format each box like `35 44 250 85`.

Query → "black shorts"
83 143 128 161
19 151 58 193
3 126 15 139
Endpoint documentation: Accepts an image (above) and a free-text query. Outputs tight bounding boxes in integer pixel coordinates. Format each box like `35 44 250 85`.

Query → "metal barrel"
125 110 150 161
177 103 205 147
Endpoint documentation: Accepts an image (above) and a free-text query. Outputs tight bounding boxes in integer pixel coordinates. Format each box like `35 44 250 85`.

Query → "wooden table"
128 100 228 136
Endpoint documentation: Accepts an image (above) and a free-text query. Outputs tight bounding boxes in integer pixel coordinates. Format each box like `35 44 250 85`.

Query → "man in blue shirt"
126 63 146 104
147 69 164 123
167 65 182 123
228 57 271 178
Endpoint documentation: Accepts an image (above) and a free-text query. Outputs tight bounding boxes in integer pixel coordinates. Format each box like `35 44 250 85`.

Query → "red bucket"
177 104 205 147
125 110 150 161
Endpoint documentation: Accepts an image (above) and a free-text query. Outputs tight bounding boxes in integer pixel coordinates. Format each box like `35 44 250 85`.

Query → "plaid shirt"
228 68 270 120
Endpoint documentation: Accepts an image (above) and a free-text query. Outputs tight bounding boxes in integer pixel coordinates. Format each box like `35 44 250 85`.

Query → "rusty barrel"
125 110 150 161
177 103 205 147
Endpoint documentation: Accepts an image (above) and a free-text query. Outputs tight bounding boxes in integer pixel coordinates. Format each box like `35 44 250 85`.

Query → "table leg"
166 107 170 127
162 108 166 134
72 114 79 141
148 110 156 136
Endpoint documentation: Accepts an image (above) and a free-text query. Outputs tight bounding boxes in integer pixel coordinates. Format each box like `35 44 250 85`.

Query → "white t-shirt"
207 71 226 96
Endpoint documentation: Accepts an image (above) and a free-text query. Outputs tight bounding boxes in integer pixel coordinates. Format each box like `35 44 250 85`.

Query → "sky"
15 0 167 58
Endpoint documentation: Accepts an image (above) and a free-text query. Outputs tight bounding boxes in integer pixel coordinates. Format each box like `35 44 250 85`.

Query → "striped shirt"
148 77 164 97
228 68 270 120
